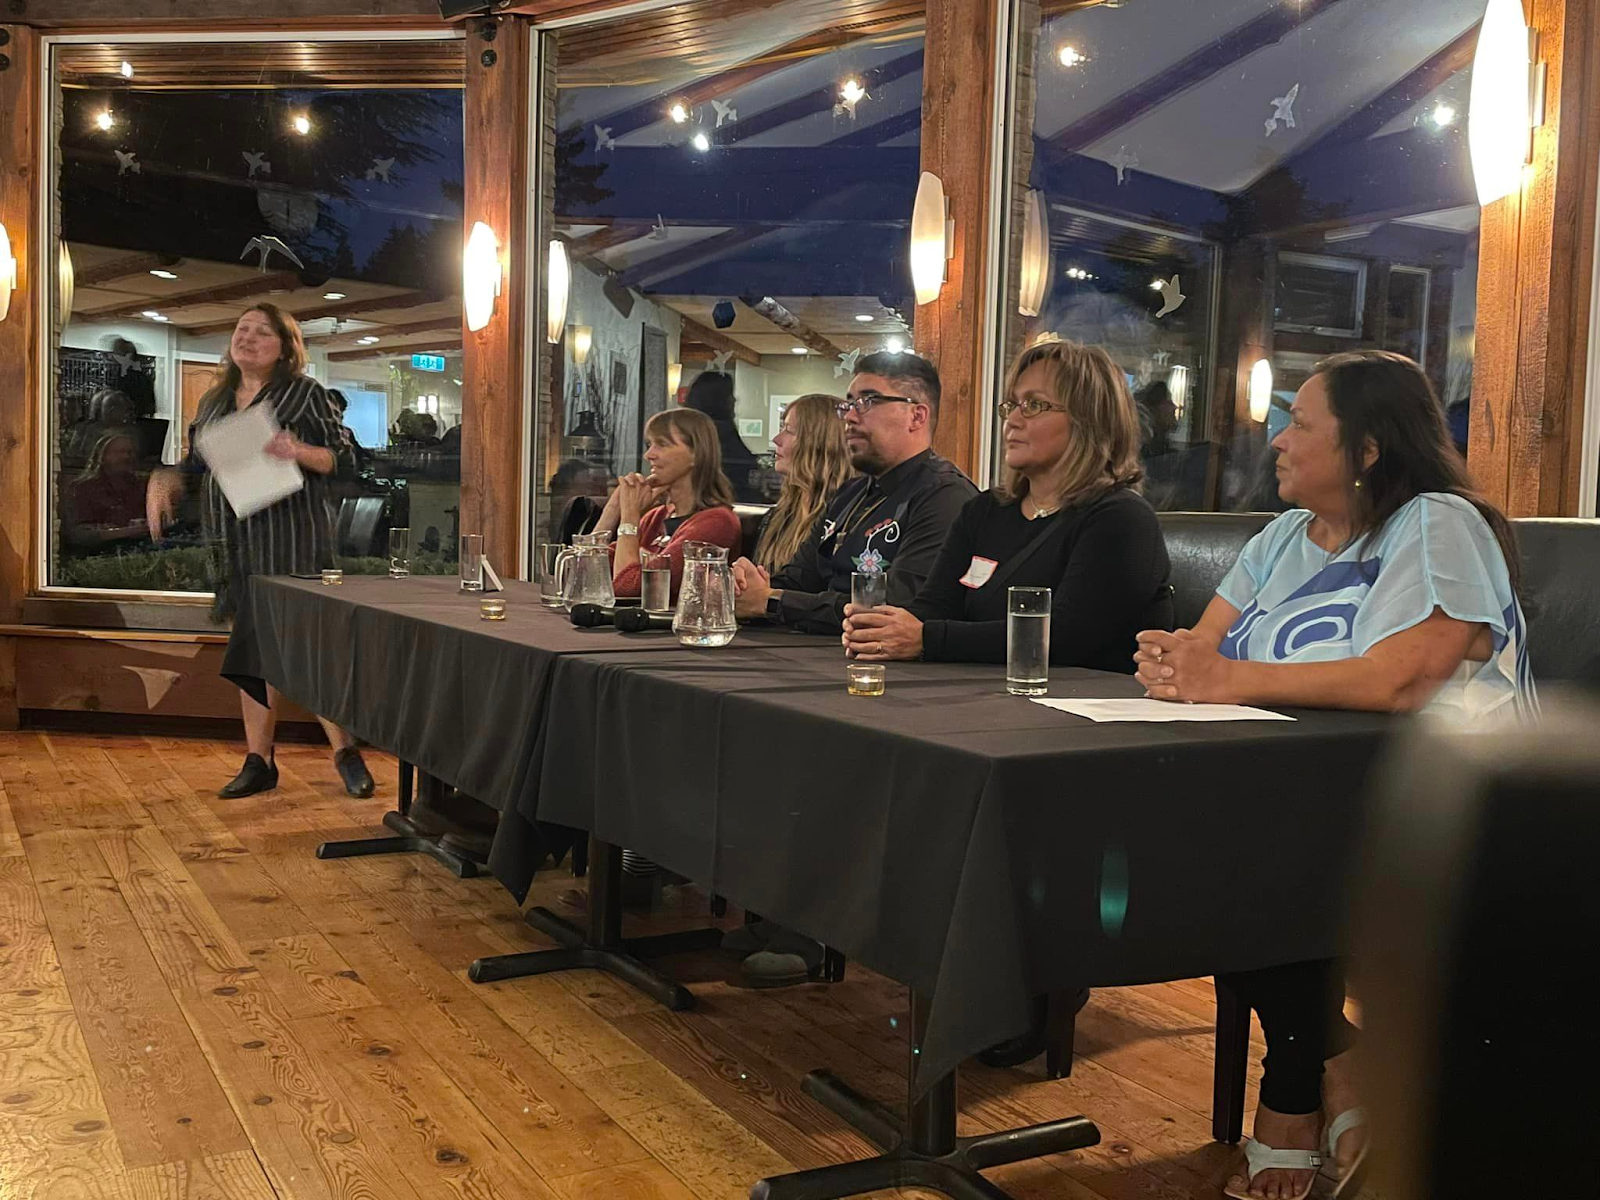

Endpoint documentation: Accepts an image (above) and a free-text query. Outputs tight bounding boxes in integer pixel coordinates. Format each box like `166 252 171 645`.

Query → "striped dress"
186 374 353 620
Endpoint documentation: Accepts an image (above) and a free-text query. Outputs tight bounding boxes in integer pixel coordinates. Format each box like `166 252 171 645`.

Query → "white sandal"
1222 1139 1324 1200
1325 1107 1369 1195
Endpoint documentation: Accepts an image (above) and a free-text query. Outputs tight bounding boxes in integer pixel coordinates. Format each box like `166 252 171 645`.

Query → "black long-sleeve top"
909 487 1173 673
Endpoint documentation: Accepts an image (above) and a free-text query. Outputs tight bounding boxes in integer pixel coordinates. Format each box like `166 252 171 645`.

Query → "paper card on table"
1030 698 1295 723
193 401 304 519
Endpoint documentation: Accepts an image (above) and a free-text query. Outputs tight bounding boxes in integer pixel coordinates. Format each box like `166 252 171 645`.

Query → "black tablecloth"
530 646 1392 1093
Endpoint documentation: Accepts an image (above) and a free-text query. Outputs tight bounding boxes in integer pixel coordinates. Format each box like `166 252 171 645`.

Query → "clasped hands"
1132 628 1238 703
601 472 666 527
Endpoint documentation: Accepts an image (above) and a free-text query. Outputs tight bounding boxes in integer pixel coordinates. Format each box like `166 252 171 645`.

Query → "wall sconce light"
910 172 953 307
59 240 75 322
0 223 16 323
1167 364 1189 418
545 239 569 343
667 362 683 395
571 325 592 365
1018 189 1050 317
464 221 503 334
1248 359 1273 424
1469 0 1546 207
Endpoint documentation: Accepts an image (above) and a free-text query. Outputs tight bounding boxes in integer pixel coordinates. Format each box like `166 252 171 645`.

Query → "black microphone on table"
615 609 675 633
569 603 616 627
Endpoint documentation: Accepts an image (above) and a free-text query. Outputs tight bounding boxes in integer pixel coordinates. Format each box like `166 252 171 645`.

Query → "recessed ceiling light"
885 337 905 354
854 313 873 323
120 61 134 79
691 132 711 152
790 347 808 355
670 103 689 124
149 269 178 280
1150 279 1165 290
292 114 312 135
141 309 160 318
357 335 380 344
96 111 115 131
323 291 346 301
1431 103 1457 128
1057 45 1086 68
840 79 867 106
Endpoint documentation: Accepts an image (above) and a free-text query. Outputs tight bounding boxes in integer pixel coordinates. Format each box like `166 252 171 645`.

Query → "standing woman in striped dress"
146 303 375 800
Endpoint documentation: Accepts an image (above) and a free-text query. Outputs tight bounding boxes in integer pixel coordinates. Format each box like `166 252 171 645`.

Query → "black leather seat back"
736 506 769 561
1157 512 1274 630
1510 518 1600 686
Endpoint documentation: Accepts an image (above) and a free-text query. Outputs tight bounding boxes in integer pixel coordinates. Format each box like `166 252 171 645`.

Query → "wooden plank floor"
0 730 1359 1200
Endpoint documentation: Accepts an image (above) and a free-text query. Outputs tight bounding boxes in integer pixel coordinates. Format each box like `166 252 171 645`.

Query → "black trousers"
1217 958 1358 1115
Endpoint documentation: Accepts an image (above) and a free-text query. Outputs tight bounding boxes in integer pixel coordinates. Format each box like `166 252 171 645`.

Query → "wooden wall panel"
12 1 439 26
918 0 1001 478
461 14 531 577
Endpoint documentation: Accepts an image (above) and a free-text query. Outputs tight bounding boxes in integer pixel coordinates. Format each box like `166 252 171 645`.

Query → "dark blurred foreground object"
1352 696 1600 1199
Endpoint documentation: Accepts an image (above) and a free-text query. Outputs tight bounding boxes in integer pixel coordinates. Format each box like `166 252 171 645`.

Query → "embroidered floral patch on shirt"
853 547 886 575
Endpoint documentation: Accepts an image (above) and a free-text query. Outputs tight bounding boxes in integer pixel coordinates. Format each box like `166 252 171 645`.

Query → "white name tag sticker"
959 556 999 589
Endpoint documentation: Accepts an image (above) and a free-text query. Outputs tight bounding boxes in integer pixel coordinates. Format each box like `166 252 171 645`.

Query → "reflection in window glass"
537 0 925 547
49 38 465 593
1004 0 1481 510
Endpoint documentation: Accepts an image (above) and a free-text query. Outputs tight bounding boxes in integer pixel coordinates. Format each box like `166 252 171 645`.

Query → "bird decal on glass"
242 151 272 180
1154 275 1186 319
650 215 669 241
711 99 738 128
711 350 734 373
594 125 617 152
114 150 141 176
1265 84 1300 137
240 235 305 273
365 157 395 183
1109 146 1138 186
834 347 862 378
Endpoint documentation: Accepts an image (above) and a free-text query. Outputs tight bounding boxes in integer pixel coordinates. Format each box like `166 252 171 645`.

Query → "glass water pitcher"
557 531 615 611
673 541 737 647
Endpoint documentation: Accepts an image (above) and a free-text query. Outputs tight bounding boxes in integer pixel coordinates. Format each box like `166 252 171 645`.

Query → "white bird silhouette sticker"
242 151 271 180
1151 349 1171 367
650 215 669 241
1265 84 1300 137
835 80 871 121
711 99 738 128
1154 275 1186 319
111 351 138 376
1109 146 1138 185
594 125 617 152
365 157 395 183
240 235 305 272
834 347 862 378
711 350 734 373
114 150 141 176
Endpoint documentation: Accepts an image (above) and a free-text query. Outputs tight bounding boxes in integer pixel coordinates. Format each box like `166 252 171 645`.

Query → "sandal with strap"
1325 1107 1369 1197
1222 1139 1324 1200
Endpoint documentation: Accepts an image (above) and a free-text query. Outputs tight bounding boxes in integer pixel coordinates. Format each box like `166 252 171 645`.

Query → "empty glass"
640 550 672 614
1007 586 1051 696
388 527 411 578
852 571 887 611
537 542 565 608
673 541 737 647
557 531 615 611
460 533 484 591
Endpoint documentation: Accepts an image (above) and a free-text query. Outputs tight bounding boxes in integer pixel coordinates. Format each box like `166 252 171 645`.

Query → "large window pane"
536 0 925 544
1003 0 1481 511
49 37 464 592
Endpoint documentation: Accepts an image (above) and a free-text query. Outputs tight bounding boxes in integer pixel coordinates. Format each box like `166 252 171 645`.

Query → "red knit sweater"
610 504 743 599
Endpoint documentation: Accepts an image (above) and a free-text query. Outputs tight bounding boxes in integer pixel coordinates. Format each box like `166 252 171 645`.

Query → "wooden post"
461 14 531 576
1469 0 1600 516
918 0 1002 479
0 24 40 728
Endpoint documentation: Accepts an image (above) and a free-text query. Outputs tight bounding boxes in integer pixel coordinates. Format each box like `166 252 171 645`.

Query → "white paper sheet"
193 402 304 519
1030 698 1295 723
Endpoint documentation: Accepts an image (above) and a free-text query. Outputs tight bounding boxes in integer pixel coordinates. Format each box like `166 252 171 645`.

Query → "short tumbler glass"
847 662 886 697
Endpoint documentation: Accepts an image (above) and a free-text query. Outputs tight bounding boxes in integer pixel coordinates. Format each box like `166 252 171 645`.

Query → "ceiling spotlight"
1150 278 1165 290
841 79 867 104
790 347 808 355
357 335 380 344
691 132 711 152
96 111 115 131
670 102 689 124
149 269 178 280
886 336 905 353
1431 103 1457 128
1057 45 1086 68
292 114 312 135
120 61 134 79
323 291 346 300
855 313 874 323
142 310 168 322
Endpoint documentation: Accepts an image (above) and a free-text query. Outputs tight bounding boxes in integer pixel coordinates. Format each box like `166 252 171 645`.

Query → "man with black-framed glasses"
732 350 975 632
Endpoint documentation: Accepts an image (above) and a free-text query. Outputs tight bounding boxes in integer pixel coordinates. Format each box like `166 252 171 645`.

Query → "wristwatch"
617 522 639 537
765 594 784 622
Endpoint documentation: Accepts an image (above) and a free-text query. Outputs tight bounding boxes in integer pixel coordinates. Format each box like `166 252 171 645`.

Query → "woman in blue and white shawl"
1133 351 1535 1200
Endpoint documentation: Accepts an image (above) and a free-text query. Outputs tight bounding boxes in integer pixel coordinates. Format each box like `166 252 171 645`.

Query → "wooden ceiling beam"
676 315 761 366
306 316 462 344
184 289 439 336
14 1 440 27
739 294 842 359
82 270 303 321
74 252 173 287
327 335 462 363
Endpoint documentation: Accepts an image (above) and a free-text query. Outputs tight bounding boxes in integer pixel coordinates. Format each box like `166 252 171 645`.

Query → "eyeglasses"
835 393 914 419
998 396 1068 420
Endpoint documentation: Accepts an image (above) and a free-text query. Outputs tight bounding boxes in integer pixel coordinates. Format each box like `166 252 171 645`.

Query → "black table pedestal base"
752 995 1099 1200
314 764 484 879
465 840 722 1010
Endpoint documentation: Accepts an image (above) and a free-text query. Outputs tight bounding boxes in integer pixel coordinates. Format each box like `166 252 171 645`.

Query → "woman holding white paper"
147 303 373 801
1133 352 1536 1200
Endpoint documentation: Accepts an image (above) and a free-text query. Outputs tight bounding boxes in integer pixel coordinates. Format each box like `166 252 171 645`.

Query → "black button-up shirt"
770 449 976 634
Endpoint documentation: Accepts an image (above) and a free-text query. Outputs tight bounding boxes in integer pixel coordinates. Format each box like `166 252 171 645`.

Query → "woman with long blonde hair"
754 393 854 572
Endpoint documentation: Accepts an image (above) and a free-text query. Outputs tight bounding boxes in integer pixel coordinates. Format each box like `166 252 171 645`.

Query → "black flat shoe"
978 989 1089 1068
219 753 278 799
334 748 375 798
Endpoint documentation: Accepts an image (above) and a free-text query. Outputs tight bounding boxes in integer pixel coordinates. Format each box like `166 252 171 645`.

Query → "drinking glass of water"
1006 586 1051 696
388 527 411 578
459 534 484 591
640 550 672 613
851 571 887 612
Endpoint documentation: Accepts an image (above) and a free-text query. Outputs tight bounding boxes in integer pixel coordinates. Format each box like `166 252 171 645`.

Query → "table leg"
751 991 1100 1200
315 766 482 879
465 839 723 1010
1212 975 1250 1144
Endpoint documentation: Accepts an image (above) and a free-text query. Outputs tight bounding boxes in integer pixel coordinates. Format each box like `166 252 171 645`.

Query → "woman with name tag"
1133 351 1537 1200
592 407 742 603
842 337 1173 669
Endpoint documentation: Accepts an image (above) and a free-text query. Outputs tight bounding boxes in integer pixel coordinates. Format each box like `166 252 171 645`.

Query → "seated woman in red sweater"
592 406 743 600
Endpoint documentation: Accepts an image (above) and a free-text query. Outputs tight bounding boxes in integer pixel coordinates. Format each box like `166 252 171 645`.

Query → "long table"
239 575 1392 1200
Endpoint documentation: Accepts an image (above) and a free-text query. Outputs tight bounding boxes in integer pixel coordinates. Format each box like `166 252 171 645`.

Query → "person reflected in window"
731 351 976 632
326 389 370 471
146 303 375 802
683 370 765 503
752 393 855 573
591 407 742 600
843 338 1172 670
1133 351 1535 1200
63 431 148 553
